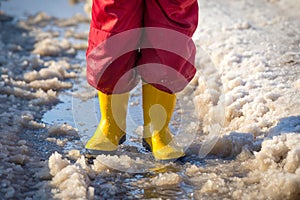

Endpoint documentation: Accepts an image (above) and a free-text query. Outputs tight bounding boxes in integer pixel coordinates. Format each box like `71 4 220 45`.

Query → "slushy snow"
0 0 299 199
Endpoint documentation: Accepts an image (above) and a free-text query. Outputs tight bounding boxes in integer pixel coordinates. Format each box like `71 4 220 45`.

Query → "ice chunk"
18 112 46 129
28 77 72 90
151 173 182 187
200 177 226 194
50 155 93 200
48 124 78 137
91 156 109 174
75 156 95 179
46 138 68 147
48 152 69 176
52 165 90 199
26 12 53 27
33 38 76 57
185 165 205 177
67 149 81 160
92 154 153 173
30 89 59 105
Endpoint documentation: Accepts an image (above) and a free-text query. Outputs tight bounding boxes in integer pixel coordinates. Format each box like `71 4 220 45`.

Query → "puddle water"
42 92 75 125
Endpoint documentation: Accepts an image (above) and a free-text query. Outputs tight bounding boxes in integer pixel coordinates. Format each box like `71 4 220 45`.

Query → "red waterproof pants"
86 0 198 94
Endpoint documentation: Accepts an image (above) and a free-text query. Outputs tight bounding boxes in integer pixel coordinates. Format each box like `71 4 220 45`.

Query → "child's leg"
139 0 199 160
139 0 199 93
86 0 144 94
85 0 143 151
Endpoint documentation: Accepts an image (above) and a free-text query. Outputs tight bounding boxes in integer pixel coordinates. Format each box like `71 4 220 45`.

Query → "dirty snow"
0 0 300 199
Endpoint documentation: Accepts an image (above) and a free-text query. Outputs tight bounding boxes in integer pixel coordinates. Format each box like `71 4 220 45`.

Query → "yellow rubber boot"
85 91 129 151
142 83 185 160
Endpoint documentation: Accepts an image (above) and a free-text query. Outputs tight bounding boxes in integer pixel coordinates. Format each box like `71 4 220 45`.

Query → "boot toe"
85 134 126 151
153 144 185 161
85 137 118 151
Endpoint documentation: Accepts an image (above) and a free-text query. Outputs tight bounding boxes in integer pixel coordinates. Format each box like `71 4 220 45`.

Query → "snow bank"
189 2 300 198
193 0 300 159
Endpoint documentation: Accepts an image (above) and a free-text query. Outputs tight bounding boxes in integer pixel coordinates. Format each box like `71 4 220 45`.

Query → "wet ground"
0 0 300 199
